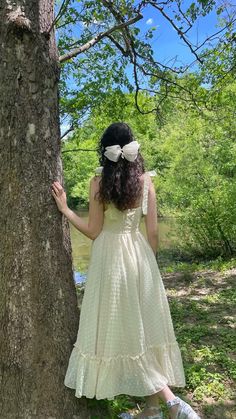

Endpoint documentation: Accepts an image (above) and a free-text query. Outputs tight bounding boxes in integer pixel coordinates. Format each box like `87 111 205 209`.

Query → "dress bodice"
103 204 143 234
102 173 150 235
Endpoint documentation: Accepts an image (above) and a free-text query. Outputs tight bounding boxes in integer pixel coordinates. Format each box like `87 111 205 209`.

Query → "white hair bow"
104 141 140 162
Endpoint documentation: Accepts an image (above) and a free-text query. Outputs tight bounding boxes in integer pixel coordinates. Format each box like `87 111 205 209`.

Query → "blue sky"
56 0 220 65
57 1 221 134
135 2 219 69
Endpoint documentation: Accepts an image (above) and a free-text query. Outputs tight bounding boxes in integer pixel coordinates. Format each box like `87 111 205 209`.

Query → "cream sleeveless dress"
64 173 186 400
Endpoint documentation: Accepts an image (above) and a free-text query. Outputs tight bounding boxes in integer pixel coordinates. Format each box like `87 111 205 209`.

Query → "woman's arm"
51 177 104 240
144 177 158 255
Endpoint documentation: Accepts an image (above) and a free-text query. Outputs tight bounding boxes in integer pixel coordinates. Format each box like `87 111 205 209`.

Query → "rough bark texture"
0 1 93 417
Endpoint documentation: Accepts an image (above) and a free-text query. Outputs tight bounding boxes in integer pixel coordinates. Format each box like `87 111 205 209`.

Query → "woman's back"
103 204 142 234
63 122 186 404
101 173 149 235
64 166 185 400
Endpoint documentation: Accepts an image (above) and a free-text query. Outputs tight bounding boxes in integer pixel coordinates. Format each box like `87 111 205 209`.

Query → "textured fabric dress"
64 173 186 400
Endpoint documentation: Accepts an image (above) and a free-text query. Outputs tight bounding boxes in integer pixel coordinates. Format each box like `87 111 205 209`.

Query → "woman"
51 122 200 419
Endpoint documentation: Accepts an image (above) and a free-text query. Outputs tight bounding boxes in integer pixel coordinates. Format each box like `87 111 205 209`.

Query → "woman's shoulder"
141 170 157 185
90 174 101 194
146 170 157 177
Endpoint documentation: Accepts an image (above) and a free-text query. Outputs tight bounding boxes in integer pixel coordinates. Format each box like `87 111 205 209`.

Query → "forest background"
59 0 236 261
56 3 236 415
1 1 234 418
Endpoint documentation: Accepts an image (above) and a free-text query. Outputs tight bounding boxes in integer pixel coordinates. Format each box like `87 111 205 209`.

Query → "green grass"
159 255 236 274
76 260 236 418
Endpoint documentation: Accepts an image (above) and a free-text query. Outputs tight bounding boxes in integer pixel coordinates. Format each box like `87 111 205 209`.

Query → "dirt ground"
76 266 236 419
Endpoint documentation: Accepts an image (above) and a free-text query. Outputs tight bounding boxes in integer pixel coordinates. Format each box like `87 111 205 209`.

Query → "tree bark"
0 1 91 417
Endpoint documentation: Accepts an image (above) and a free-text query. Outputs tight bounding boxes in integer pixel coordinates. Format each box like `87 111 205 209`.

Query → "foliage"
58 1 236 258
61 90 162 206
56 0 236 126
56 2 236 417
75 265 236 418
62 75 236 258
156 77 236 258
62 126 99 207
161 256 236 274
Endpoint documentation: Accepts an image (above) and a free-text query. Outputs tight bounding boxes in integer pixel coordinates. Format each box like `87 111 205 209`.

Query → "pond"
70 210 178 283
70 211 176 283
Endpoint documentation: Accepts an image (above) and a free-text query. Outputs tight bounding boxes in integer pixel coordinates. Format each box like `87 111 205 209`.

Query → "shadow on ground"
76 267 236 418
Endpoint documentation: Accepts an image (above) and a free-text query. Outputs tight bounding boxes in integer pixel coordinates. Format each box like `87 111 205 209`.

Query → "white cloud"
146 18 154 25
81 20 106 28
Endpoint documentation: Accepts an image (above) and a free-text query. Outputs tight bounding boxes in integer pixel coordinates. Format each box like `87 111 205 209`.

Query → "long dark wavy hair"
97 122 145 211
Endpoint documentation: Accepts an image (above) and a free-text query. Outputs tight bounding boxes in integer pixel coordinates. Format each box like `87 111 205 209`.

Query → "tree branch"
60 124 74 140
149 1 204 64
48 0 70 34
106 34 129 56
194 16 236 52
100 0 134 57
59 13 142 63
61 148 97 153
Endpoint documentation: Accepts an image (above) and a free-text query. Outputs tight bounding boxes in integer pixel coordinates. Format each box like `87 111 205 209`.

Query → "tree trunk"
0 1 90 417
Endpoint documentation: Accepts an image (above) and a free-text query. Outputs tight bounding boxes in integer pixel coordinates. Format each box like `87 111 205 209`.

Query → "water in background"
70 210 178 284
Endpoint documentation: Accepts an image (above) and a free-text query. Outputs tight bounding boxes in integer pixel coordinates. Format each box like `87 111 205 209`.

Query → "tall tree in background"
0 0 235 417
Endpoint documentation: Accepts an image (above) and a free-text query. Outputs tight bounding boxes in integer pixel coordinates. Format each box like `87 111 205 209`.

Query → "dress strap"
95 166 103 176
142 173 150 215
